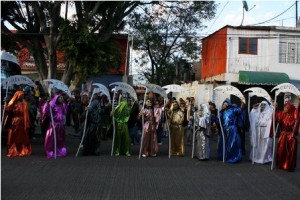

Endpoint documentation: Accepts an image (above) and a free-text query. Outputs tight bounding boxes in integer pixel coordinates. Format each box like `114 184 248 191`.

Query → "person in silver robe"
194 104 211 160
249 101 273 164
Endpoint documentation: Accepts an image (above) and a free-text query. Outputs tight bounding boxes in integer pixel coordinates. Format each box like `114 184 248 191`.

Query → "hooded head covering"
7 91 24 107
6 91 30 130
200 103 210 115
222 99 233 109
172 100 180 110
259 100 271 113
284 102 295 115
50 94 62 108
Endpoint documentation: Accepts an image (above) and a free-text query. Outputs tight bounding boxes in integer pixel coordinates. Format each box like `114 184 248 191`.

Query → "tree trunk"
31 39 48 81
47 47 57 79
61 61 73 85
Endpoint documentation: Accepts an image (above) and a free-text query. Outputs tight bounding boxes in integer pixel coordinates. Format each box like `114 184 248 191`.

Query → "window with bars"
238 37 257 54
279 35 300 64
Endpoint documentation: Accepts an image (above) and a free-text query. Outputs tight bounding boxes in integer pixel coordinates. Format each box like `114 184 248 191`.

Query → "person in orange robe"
4 90 32 157
276 102 299 171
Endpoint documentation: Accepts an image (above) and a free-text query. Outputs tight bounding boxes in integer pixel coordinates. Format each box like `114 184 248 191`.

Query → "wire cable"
205 1 229 34
246 2 296 26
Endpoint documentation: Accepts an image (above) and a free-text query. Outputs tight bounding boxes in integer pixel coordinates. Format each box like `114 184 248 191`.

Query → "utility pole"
296 1 298 27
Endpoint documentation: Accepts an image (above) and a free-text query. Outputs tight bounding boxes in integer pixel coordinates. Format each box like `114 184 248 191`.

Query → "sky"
202 0 298 37
130 0 299 82
2 1 299 83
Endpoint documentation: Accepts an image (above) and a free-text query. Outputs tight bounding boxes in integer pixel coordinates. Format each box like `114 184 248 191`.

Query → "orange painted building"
201 26 227 80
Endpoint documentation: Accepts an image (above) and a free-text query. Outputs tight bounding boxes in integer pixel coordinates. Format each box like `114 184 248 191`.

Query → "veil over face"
259 100 271 113
7 91 24 106
284 102 295 114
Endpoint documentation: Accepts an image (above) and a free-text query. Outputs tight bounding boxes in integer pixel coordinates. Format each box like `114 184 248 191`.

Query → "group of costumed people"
248 100 300 171
2 87 299 172
3 91 68 158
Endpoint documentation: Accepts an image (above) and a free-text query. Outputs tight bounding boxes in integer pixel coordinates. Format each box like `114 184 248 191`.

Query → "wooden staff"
1 81 9 128
139 88 148 159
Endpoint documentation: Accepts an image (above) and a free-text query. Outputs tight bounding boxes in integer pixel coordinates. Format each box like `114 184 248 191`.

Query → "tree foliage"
1 1 140 87
128 1 217 85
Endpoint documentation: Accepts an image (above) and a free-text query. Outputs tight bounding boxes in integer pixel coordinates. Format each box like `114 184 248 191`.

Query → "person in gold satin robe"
4 91 32 157
168 100 185 156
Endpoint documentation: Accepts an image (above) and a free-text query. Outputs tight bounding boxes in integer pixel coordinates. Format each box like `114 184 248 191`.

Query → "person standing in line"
24 88 37 140
208 102 219 140
162 99 172 138
140 99 159 157
194 103 211 160
168 100 185 156
154 100 163 145
43 93 68 159
179 100 189 145
184 97 193 146
100 95 112 140
276 102 299 171
128 99 140 145
4 91 32 157
238 102 248 156
72 92 82 133
81 93 102 156
217 99 242 163
112 97 133 156
249 101 273 164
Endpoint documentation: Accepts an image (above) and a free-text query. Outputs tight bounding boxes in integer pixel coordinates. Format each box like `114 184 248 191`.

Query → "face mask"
58 96 64 103
260 103 266 112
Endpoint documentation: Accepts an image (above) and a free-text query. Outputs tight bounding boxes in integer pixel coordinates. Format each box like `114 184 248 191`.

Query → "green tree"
128 1 216 85
59 1 140 87
1 1 140 87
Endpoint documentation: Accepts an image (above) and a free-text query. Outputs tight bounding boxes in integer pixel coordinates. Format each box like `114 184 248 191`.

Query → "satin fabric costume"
43 94 68 158
276 102 299 171
5 91 32 157
40 97 50 142
168 102 185 156
249 101 273 164
217 100 242 163
113 100 132 156
82 97 102 156
141 106 159 157
194 104 211 160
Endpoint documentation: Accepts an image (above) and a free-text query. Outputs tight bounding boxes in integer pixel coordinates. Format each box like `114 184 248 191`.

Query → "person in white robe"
249 101 273 164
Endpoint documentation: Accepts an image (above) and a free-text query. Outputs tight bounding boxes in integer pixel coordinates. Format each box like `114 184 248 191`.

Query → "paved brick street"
1 125 300 200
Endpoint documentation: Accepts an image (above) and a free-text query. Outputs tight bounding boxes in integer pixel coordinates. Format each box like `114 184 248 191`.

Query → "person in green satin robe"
112 98 133 156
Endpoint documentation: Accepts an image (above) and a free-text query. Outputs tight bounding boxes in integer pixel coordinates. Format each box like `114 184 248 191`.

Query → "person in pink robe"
43 94 68 158
140 99 159 157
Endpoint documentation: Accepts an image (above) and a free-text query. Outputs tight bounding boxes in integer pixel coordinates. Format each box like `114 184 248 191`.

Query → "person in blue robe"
217 99 242 163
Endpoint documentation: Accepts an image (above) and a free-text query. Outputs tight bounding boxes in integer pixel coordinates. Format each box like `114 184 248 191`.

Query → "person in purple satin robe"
43 94 68 158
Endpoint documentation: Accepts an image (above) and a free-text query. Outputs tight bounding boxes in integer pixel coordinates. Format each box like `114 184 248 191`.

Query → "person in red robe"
4 91 32 157
276 102 299 171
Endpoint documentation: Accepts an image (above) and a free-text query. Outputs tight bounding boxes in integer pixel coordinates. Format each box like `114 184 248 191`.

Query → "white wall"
172 81 214 108
227 28 272 73
268 30 300 81
226 27 300 81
